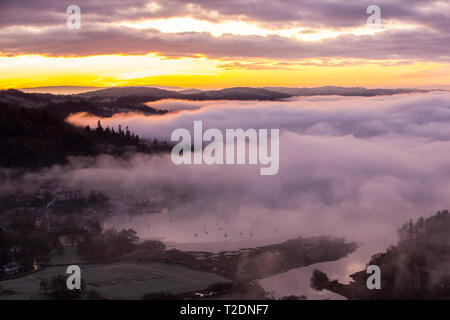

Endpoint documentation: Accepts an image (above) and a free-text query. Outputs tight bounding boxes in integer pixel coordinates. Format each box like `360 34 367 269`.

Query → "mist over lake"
57 92 450 288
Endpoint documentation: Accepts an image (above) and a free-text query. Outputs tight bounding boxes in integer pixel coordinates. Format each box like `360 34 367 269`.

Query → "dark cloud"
2 0 448 30
0 24 449 62
0 0 449 62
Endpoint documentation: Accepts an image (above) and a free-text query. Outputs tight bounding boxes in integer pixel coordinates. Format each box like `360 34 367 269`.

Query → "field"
0 262 227 300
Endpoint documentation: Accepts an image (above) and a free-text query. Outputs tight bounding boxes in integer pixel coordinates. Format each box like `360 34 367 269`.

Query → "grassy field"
0 262 227 300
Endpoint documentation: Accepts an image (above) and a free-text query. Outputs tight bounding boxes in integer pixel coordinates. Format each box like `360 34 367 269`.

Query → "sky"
1 0 450 89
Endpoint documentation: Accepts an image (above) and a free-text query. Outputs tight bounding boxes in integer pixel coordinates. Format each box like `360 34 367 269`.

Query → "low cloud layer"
3 92 442 251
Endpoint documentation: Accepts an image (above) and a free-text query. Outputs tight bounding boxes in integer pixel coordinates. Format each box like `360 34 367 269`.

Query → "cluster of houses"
0 189 87 278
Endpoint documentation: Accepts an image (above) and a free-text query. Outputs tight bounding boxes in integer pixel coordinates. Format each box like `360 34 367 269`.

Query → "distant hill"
76 86 290 102
0 86 432 119
182 87 291 100
77 85 429 100
0 89 166 118
78 86 291 100
264 86 428 96
20 85 187 95
179 89 204 94
79 86 182 99
0 89 51 109
20 86 105 95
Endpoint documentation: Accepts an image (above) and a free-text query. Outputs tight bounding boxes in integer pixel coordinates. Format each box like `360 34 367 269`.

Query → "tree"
310 269 330 291
434 275 450 299
406 251 429 292
96 120 103 131
77 228 139 261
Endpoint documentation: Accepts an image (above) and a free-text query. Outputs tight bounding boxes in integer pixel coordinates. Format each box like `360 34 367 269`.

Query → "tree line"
0 102 171 169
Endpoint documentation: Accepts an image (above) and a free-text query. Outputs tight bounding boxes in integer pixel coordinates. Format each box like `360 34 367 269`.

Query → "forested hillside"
311 210 450 299
0 102 170 169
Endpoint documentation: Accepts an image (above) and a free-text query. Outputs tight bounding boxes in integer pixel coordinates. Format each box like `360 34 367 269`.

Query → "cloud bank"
3 92 441 249
0 0 449 63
